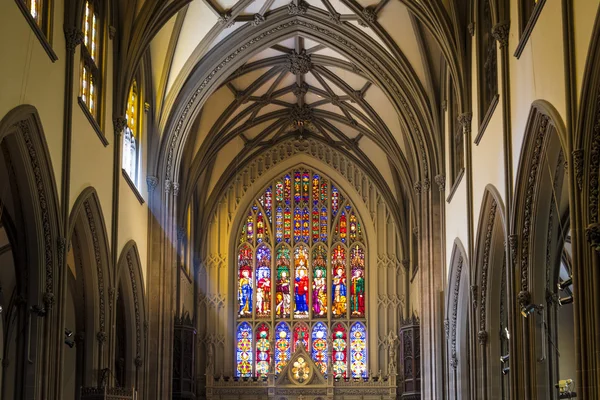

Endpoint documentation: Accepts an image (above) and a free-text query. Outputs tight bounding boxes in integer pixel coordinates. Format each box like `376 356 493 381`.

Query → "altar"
205 346 398 400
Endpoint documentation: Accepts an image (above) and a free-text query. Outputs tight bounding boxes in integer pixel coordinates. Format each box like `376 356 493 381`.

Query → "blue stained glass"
275 322 291 374
312 322 328 375
350 322 367 378
236 322 253 377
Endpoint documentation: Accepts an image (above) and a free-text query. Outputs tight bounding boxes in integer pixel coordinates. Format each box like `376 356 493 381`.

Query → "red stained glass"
294 246 310 318
331 186 339 217
275 181 284 203
312 174 320 206
293 208 302 243
312 245 327 317
275 207 283 243
302 208 310 243
246 211 254 243
302 172 310 204
256 245 271 318
255 323 270 377
320 180 328 203
293 323 309 352
256 212 265 243
320 207 328 242
332 323 347 378
264 187 272 222
275 247 291 318
284 207 291 244
312 209 320 243
294 172 301 203
284 175 291 205
275 322 291 373
236 322 253 377
238 245 253 318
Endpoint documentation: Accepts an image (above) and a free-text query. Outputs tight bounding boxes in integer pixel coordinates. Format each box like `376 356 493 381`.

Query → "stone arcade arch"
445 239 470 400
116 241 147 397
0 105 63 399
65 187 112 398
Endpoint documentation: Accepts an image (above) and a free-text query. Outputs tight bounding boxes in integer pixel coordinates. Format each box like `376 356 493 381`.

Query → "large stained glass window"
235 168 367 377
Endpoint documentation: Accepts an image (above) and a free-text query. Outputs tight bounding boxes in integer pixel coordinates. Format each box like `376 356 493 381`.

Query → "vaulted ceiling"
147 0 450 212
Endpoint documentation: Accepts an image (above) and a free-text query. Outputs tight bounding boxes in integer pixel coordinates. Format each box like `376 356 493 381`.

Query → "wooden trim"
475 94 499 145
446 168 465 203
14 0 58 62
78 97 109 146
122 169 145 204
514 0 547 59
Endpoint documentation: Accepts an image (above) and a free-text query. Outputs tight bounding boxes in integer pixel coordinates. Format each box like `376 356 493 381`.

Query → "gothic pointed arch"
0 104 63 399
444 239 470 400
67 186 112 387
472 185 507 398
116 241 147 395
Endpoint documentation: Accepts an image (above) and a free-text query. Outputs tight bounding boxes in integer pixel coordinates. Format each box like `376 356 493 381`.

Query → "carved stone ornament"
414 181 422 195
290 104 313 125
218 13 235 28
252 14 265 26
64 26 84 52
44 292 55 308
517 290 531 307
134 355 143 368
572 149 584 191
172 181 180 196
422 178 431 192
492 22 510 48
287 1 308 15
468 22 475 36
586 223 600 252
328 12 341 24
293 82 309 98
286 49 312 75
358 7 376 27
434 174 446 191
146 175 158 192
113 117 127 135
401 259 410 271
478 330 488 345
97 331 107 343
457 112 473 135
470 285 478 309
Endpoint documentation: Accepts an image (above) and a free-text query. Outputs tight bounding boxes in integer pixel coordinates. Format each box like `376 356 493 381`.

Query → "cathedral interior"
0 0 600 399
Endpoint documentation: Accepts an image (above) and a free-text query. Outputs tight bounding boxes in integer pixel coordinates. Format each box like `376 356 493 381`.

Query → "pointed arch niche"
196 142 409 384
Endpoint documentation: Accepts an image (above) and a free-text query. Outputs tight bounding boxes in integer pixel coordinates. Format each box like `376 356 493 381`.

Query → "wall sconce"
521 303 543 318
64 340 75 348
557 277 573 291
558 295 573 306
502 367 510 375
500 354 509 364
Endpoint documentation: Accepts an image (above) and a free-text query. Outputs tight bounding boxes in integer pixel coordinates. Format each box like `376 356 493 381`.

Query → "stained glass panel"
312 209 320 243
293 323 309 352
294 172 301 203
302 172 310 204
349 211 361 242
320 207 328 242
238 246 253 318
312 245 327 317
256 212 265 243
312 174 320 206
302 208 310 243
256 245 271 318
350 245 365 318
275 247 291 318
284 175 292 205
332 323 347 378
284 207 291 244
275 180 284 202
255 323 270 377
275 322 291 374
331 245 347 318
331 186 340 217
350 322 367 378
294 246 309 318
275 207 283 243
293 208 302 243
246 211 254 243
312 322 328 375
264 187 272 222
236 322 253 377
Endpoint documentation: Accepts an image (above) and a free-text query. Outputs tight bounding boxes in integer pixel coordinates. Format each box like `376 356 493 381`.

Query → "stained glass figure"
302 208 310 243
256 212 265 243
236 322 253 377
235 168 368 379
320 207 328 242
294 172 301 203
332 323 347 378
302 172 310 204
350 323 367 378
312 246 327 317
350 245 365 317
331 186 340 217
294 246 310 318
284 175 291 205
255 323 270 377
275 247 291 318
312 174 320 206
275 322 291 374
312 208 320 243
275 180 284 203
284 207 292 244
293 323 309 352
312 322 328 375
256 245 272 318
293 208 302 243
275 207 283 243
331 245 347 318
264 187 272 222
238 246 253 318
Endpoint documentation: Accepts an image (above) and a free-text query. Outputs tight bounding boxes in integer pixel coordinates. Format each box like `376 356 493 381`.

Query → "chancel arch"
196 144 409 397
